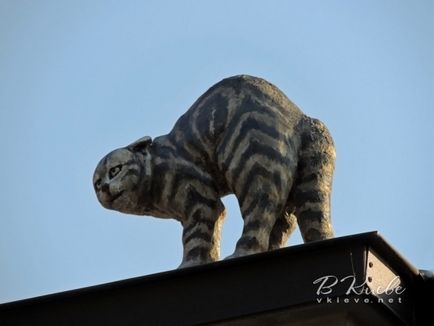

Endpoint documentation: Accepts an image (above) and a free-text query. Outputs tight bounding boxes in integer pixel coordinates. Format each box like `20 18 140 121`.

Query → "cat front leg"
178 198 226 269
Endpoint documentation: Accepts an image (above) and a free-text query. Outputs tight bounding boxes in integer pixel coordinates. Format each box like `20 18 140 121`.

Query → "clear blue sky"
1 1 433 303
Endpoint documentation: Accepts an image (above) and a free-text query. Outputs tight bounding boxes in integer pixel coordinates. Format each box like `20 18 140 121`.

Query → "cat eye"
94 179 102 190
109 165 122 179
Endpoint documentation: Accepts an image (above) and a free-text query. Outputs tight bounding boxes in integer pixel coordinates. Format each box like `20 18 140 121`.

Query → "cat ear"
127 136 152 153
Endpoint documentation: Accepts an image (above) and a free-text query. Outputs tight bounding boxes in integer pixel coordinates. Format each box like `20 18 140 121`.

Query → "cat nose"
101 183 110 193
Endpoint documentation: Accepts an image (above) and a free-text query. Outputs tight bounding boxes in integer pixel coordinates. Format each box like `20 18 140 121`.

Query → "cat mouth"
110 190 125 203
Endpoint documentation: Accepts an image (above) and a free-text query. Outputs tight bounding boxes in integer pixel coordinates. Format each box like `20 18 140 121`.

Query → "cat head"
93 136 152 215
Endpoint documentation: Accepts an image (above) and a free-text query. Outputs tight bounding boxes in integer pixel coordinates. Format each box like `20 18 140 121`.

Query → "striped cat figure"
93 75 336 268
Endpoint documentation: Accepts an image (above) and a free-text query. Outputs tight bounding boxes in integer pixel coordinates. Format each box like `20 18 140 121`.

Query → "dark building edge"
0 231 432 325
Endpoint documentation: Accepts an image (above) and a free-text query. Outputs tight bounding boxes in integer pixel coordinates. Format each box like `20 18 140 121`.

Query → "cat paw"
224 251 248 260
178 259 213 269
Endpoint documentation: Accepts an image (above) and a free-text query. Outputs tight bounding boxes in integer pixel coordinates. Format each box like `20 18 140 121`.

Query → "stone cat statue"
93 75 335 268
